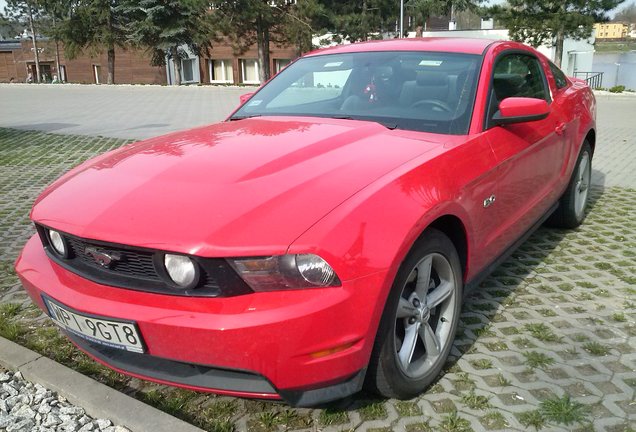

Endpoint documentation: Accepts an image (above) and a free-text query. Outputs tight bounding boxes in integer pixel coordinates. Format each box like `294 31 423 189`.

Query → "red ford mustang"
16 38 595 406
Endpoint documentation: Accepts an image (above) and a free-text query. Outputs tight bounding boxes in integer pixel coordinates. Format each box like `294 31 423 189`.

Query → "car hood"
32 117 441 256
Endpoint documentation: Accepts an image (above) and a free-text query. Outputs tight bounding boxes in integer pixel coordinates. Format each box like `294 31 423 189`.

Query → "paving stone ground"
0 93 634 432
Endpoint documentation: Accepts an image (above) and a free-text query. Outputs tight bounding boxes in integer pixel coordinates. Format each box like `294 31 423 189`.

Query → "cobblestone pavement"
0 94 635 432
0 84 249 140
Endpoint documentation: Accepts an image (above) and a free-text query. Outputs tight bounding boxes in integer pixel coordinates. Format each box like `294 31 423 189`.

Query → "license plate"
43 296 145 353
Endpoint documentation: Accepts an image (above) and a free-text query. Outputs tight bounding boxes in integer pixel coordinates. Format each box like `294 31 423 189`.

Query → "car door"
484 51 567 251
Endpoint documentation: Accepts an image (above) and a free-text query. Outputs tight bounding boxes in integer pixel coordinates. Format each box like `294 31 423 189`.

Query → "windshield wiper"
327 115 398 130
229 114 262 121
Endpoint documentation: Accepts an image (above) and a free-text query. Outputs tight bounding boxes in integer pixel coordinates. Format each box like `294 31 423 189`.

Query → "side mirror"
239 92 255 105
492 97 549 125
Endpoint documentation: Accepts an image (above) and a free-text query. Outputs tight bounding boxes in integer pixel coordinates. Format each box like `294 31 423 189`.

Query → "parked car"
16 38 596 406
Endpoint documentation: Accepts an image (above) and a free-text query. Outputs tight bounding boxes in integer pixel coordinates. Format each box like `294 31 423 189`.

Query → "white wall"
166 46 200 85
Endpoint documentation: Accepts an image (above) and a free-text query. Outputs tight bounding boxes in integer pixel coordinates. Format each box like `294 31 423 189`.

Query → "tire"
365 228 463 399
546 141 592 229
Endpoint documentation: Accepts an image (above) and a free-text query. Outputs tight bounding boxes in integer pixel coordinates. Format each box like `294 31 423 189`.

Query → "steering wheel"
410 99 452 113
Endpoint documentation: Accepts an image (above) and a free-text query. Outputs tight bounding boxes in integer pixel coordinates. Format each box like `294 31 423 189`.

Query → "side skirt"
464 202 558 294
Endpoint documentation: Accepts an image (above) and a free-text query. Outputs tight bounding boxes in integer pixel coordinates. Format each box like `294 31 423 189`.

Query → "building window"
209 59 233 83
274 59 291 74
182 58 195 82
240 59 260 84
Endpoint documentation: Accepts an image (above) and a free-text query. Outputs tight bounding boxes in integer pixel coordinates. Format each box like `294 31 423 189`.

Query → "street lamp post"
400 0 404 38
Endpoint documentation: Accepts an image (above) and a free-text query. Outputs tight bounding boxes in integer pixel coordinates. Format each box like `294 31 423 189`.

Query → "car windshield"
231 51 482 135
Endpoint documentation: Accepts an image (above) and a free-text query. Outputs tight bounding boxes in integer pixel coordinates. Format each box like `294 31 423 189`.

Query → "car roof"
305 38 503 57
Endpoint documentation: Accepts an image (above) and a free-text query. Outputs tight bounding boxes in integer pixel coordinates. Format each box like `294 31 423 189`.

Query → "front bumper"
16 235 388 406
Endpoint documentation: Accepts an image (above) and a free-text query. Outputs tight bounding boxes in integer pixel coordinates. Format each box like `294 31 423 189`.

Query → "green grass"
358 401 388 421
517 410 545 430
460 392 491 410
523 351 555 369
395 401 421 417
582 341 611 356
318 407 348 426
611 312 627 322
438 411 472 432
0 303 22 318
524 323 562 343
480 411 508 429
470 359 493 370
539 394 588 426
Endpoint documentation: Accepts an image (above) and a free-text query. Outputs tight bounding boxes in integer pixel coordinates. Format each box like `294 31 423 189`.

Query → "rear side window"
548 61 568 89
492 54 549 101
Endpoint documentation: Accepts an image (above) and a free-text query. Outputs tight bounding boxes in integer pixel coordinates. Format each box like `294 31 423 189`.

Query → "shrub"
609 85 625 93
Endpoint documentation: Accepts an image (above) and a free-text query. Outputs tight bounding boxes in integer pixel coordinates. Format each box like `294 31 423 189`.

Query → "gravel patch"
0 369 130 432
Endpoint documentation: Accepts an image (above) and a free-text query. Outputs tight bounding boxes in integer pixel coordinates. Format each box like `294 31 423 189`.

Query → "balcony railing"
573 72 604 89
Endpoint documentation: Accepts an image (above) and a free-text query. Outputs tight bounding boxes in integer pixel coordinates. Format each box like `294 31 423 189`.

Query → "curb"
0 336 204 432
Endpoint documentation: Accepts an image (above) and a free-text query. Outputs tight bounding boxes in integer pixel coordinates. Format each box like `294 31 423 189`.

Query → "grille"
36 224 251 297
66 237 160 280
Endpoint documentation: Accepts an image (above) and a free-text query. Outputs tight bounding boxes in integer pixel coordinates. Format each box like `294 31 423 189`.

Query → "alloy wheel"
394 253 457 378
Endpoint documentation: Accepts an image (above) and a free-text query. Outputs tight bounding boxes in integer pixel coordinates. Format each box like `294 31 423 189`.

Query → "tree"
38 0 72 82
280 0 328 57
407 0 482 31
212 0 292 83
0 11 23 40
58 0 127 84
120 0 214 86
489 0 625 67
4 0 42 82
321 0 398 42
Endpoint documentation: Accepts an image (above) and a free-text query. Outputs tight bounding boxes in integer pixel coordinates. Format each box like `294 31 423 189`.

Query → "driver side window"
492 54 549 102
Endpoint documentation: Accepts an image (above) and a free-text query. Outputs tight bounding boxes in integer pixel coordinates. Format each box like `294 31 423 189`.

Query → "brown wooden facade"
0 40 166 84
0 39 298 85
199 43 297 85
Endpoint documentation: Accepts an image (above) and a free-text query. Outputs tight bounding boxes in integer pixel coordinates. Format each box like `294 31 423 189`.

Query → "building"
0 40 165 84
0 39 297 85
594 22 629 40
166 42 296 86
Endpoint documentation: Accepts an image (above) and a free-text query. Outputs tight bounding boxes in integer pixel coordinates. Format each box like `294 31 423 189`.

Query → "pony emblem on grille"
85 246 122 268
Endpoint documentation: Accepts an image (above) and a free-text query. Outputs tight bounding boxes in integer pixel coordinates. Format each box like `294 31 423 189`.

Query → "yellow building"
594 22 629 39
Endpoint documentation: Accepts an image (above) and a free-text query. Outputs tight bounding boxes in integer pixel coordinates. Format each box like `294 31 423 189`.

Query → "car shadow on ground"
306 184 608 415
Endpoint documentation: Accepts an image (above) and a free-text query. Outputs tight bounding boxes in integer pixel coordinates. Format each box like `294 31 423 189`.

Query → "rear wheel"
546 141 592 229
366 229 462 399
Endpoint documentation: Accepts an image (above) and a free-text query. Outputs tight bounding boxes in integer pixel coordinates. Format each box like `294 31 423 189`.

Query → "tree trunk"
52 16 61 82
256 17 271 83
106 5 114 84
361 0 368 41
554 28 564 68
27 3 41 83
172 46 182 86
554 3 566 68
107 46 115 84
54 40 62 82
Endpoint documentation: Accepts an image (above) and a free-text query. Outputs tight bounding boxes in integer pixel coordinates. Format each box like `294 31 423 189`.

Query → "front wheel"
365 228 462 399
546 141 592 229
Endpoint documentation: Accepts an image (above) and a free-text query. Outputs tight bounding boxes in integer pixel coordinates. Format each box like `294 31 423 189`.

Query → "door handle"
555 123 567 135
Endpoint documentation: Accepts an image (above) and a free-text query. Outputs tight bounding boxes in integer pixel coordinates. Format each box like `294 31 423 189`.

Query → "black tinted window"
492 54 548 101
549 61 568 89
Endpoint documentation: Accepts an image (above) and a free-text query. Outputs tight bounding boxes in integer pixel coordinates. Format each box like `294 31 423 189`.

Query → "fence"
573 72 604 89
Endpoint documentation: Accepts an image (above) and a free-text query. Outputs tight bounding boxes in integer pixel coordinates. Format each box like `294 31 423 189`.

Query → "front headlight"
47 229 67 257
164 254 198 288
228 254 340 292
